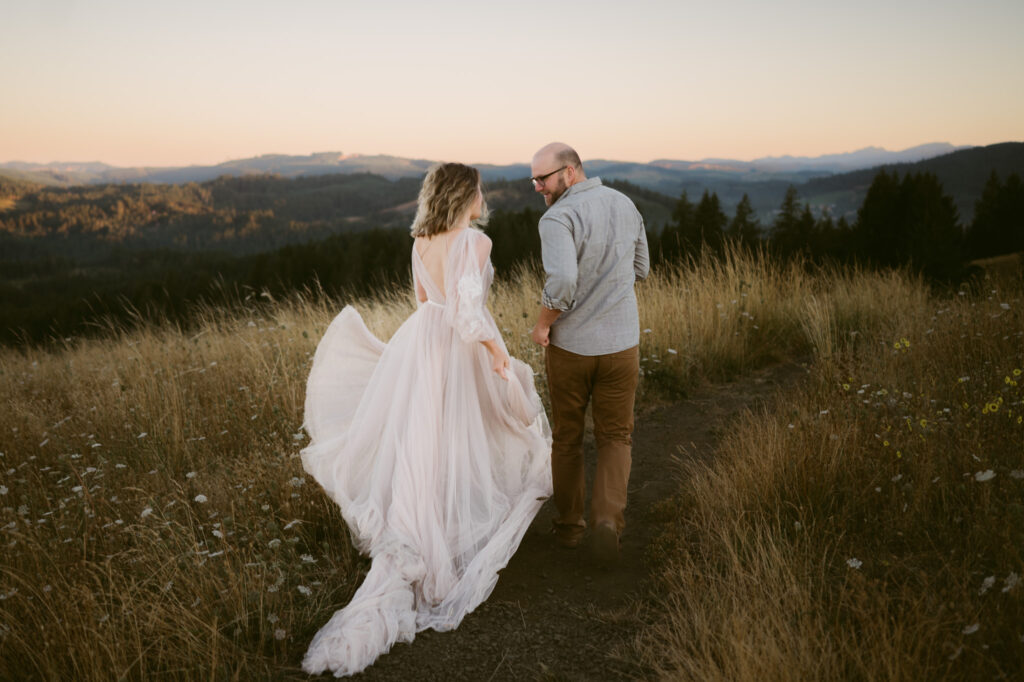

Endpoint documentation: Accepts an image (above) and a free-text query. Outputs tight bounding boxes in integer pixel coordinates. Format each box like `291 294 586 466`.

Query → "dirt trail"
340 360 809 681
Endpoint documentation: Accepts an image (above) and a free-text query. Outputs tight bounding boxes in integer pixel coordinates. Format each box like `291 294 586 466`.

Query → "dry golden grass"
1 247 1008 678
637 273 1024 680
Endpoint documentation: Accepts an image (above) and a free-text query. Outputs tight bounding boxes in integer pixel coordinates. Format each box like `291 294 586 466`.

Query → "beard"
543 175 569 206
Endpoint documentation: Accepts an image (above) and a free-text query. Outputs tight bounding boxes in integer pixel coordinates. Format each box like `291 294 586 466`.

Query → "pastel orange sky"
2 0 1022 167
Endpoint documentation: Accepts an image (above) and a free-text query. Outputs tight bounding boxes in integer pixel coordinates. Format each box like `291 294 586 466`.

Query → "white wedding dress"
300 227 552 677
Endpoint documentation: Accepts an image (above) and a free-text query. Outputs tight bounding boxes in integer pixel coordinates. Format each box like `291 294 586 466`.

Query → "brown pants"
545 344 639 538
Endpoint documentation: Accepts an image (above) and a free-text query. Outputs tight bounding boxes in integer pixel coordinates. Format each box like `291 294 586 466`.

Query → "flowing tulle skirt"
300 305 551 676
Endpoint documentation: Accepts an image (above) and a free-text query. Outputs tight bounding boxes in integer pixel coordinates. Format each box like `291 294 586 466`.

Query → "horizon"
2 1 1022 167
0 140 993 170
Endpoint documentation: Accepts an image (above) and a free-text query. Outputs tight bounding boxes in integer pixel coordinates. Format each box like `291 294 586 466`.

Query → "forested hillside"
2 154 1022 347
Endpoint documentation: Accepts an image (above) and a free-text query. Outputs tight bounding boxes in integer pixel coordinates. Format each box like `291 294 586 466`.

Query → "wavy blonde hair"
409 163 489 237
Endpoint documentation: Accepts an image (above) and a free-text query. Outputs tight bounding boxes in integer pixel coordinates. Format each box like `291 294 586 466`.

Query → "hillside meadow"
1 248 1021 679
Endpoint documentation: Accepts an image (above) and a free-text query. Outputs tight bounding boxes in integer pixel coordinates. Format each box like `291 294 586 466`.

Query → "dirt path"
347 360 809 681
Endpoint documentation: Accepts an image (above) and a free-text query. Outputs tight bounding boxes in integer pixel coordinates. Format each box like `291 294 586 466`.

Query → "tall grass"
638 274 1023 680
0 246 971 678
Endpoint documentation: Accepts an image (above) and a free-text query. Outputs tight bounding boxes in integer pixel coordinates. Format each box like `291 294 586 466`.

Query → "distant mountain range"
3 142 1022 224
0 143 970 187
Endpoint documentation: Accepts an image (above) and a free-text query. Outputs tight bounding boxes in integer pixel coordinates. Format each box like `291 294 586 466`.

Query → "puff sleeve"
442 229 495 343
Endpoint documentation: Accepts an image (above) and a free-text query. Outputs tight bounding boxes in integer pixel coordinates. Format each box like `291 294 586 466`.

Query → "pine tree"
728 193 761 246
853 171 962 279
968 172 1024 258
770 186 804 256
693 190 727 254
660 190 695 263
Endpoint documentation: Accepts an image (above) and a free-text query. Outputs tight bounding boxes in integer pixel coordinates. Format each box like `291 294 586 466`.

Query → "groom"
529 142 649 563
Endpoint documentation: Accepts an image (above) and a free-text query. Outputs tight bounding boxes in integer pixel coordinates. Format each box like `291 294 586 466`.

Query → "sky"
1 0 1022 167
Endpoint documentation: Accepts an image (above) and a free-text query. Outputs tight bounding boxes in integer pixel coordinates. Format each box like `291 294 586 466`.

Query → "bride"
300 162 552 677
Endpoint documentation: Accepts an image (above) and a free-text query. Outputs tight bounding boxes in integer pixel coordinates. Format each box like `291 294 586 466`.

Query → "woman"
300 163 552 676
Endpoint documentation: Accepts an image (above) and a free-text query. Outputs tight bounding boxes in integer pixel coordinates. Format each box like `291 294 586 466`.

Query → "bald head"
532 142 583 174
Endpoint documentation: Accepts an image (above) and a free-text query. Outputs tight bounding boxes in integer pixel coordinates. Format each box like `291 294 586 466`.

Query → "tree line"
0 208 544 347
2 168 1021 347
652 170 1024 281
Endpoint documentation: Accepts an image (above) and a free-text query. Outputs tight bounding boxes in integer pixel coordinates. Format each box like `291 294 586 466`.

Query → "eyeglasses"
529 166 567 187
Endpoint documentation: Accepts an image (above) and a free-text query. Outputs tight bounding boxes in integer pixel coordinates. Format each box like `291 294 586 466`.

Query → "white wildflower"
891 474 902 482
0 486 6 496
974 470 996 482
846 558 862 570
268 539 281 549
212 530 223 539
137 432 147 439
666 348 677 355
292 432 305 442
1000 303 1010 310
297 585 312 596
1004 573 1020 593
962 623 979 635
300 554 316 564
274 628 286 640
267 613 279 623
1010 470 1024 480
115 463 127 469
140 507 153 519
979 576 996 595
186 471 197 479
288 477 304 488
283 519 301 530
194 494 208 504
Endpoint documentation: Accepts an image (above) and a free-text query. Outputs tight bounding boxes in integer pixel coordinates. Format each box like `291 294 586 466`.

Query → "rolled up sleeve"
634 220 650 280
539 215 578 312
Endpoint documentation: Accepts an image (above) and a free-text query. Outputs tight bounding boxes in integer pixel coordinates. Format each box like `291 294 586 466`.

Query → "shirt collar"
553 176 602 205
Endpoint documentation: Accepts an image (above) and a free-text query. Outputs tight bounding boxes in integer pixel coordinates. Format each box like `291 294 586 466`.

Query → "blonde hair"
409 163 489 238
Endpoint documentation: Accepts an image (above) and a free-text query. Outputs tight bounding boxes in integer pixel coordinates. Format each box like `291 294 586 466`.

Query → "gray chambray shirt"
539 177 650 356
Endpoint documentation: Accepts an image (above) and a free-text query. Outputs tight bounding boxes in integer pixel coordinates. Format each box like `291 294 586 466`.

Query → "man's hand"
531 306 561 347
530 323 550 347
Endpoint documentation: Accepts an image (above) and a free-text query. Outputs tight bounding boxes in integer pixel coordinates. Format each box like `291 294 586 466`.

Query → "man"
529 142 649 564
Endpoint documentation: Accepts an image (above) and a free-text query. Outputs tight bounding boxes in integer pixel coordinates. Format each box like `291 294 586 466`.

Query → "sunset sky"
2 0 1022 167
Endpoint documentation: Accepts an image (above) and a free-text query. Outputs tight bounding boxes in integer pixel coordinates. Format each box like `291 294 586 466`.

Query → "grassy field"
1 247 1020 679
637 266 1023 680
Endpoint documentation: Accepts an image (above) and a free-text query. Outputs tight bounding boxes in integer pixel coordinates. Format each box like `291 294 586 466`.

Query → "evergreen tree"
692 190 727 254
660 190 695 263
852 170 904 266
853 171 962 279
967 172 1024 258
770 185 804 256
727 193 761 246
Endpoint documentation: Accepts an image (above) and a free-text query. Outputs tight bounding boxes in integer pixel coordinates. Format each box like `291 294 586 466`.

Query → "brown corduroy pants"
545 344 639 540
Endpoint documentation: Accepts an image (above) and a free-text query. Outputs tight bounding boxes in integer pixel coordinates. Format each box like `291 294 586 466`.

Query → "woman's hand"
491 348 509 380
482 340 509 380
